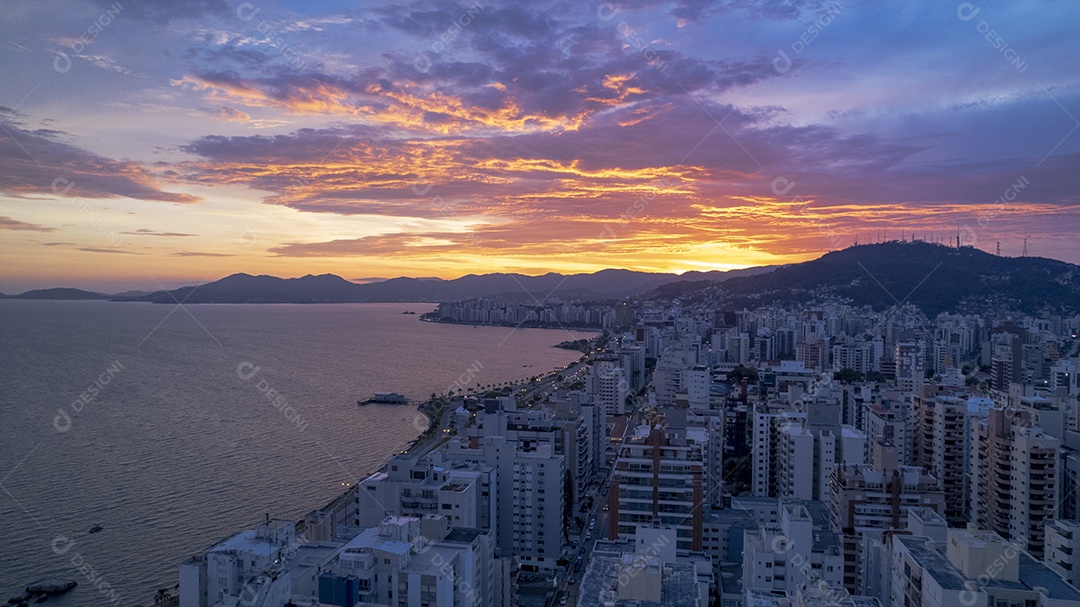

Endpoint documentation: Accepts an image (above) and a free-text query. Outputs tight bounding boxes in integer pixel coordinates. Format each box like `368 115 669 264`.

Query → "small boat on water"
358 392 409 406
88 524 103 534
24 580 76 595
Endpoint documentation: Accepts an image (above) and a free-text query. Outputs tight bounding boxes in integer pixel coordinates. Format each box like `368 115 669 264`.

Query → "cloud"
0 216 56 232
123 229 196 237
173 251 235 257
4 0 1078 272
76 247 136 254
173 2 785 136
213 106 251 122
0 119 201 203
174 82 1080 264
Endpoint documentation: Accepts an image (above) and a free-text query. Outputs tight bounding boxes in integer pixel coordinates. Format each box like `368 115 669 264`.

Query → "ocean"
0 300 594 606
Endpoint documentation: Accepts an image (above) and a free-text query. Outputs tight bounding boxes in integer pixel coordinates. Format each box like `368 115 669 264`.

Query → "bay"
0 300 593 606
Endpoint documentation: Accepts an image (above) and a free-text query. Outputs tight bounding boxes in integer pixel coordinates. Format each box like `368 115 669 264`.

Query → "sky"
1 0 1078 292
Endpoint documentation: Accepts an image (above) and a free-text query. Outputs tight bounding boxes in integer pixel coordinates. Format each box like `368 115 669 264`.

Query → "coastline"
419 313 604 332
149 347 591 606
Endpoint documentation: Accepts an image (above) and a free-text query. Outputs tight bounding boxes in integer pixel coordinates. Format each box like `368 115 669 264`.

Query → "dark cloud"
178 3 784 135
0 216 56 232
92 0 228 25
0 119 200 203
76 247 135 254
610 0 839 22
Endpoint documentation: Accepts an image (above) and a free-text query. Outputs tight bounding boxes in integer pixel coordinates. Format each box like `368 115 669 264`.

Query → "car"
560 597 568 605
602 505 609 511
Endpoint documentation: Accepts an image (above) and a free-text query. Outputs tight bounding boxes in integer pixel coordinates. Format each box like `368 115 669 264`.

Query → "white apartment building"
324 515 495 607
742 500 844 596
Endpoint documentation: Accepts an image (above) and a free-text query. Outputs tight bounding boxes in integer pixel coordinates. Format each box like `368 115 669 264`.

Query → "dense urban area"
179 285 1080 607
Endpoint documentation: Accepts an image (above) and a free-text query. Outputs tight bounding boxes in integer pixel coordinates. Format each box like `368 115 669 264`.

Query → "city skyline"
2 0 1079 292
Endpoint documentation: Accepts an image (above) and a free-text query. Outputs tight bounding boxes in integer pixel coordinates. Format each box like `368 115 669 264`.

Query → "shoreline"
148 346 592 605
419 314 604 332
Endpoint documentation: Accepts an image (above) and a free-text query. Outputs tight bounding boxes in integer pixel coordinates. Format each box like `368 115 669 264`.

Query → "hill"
122 267 773 304
652 241 1080 315
11 288 110 300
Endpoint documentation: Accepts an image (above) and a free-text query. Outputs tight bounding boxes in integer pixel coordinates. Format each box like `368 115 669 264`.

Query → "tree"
155 588 172 604
728 365 759 384
833 368 862 384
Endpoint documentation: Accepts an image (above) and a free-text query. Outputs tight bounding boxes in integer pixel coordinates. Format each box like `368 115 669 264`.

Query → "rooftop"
341 526 414 557
210 530 275 558
444 527 485 544
895 536 969 591
578 540 709 607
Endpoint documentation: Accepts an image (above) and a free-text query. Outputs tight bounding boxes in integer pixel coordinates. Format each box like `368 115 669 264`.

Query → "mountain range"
4 242 1077 314
0 267 770 303
112 267 771 304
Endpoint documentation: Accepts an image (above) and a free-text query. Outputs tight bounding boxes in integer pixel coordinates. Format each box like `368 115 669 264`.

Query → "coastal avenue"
410 343 598 458
406 340 638 607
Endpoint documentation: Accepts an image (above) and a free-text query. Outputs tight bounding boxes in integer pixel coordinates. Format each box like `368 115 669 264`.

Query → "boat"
24 580 76 595
401 311 416 315
358 392 409 406
88 524 103 534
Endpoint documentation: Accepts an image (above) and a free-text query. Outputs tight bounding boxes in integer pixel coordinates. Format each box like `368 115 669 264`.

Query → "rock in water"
24 580 76 595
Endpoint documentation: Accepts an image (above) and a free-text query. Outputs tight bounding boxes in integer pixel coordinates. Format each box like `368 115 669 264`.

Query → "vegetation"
554 338 592 353
833 368 864 384
648 241 1080 315
728 365 759 384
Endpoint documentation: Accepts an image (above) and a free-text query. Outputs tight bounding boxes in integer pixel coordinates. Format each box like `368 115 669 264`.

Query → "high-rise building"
913 393 970 523
441 438 565 573
969 407 1059 558
775 421 866 501
894 340 925 392
587 357 629 415
684 364 711 410
742 500 844 595
826 461 946 591
609 418 705 554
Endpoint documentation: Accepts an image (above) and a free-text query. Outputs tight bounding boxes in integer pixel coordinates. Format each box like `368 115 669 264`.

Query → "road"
515 355 592 407
406 352 595 458
556 413 635 606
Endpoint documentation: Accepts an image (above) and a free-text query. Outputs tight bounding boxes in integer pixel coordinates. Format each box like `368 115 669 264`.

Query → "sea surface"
0 300 594 606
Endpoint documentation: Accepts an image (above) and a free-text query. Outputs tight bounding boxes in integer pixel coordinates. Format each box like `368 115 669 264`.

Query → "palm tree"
155 588 172 604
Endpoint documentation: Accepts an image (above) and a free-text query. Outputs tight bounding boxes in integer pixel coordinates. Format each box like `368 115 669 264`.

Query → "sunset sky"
1 0 1078 292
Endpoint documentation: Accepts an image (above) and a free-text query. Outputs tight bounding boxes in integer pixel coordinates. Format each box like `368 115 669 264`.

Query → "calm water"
0 301 593 606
